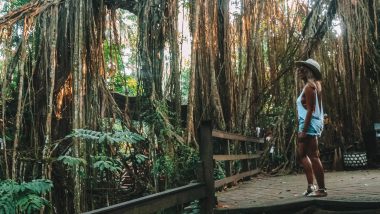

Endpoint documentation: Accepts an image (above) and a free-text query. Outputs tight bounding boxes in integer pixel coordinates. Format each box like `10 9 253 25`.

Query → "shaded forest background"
0 0 379 213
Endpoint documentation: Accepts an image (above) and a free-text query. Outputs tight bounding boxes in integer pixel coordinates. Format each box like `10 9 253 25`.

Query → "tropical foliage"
0 179 53 214
0 0 378 213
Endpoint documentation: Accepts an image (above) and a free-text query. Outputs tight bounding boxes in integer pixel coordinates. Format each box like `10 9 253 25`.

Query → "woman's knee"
309 156 322 168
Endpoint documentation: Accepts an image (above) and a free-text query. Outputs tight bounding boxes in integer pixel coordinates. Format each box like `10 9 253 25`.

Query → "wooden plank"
215 169 261 188
212 129 265 143
213 153 263 161
83 183 206 214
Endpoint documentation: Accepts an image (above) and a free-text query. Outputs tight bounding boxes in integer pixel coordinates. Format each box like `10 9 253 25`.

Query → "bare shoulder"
303 83 316 97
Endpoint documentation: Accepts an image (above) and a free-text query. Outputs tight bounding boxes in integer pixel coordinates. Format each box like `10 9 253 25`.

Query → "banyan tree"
0 0 379 213
0 0 151 212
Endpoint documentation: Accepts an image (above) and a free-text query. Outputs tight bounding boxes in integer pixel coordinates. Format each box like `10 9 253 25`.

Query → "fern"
0 179 53 213
16 194 50 214
66 129 144 145
0 192 15 214
66 129 102 140
93 161 122 173
92 156 123 173
22 179 53 195
152 155 175 178
57 155 87 167
61 128 146 190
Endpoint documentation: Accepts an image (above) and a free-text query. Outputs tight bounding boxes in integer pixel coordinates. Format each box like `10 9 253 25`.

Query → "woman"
295 58 327 197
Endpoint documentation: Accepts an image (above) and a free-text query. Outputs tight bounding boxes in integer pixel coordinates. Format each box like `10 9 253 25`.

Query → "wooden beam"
215 169 261 188
212 129 265 143
213 153 262 161
83 183 206 214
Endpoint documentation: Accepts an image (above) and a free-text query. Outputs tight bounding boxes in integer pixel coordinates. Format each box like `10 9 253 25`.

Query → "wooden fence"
83 121 265 214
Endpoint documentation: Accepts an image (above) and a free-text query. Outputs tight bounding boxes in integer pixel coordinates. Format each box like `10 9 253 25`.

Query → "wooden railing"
83 121 265 214
82 183 207 214
212 129 264 188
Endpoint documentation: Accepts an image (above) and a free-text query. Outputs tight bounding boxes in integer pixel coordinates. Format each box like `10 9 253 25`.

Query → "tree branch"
104 0 139 15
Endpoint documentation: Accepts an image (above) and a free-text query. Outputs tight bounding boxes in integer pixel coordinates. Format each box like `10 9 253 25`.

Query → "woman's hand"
298 132 307 139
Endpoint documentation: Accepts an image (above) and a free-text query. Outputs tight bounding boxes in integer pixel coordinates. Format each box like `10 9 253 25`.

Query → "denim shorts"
298 118 322 136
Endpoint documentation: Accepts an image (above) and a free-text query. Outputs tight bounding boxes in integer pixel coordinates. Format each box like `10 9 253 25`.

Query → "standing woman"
295 59 327 197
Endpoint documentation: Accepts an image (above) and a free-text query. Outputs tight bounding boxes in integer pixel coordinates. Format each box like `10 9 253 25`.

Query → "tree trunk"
42 3 58 180
1 37 11 179
169 0 181 126
217 0 235 131
12 38 27 179
72 0 85 212
186 0 200 146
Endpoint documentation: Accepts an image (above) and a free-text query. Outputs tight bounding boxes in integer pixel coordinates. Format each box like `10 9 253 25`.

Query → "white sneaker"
307 188 328 197
303 184 316 196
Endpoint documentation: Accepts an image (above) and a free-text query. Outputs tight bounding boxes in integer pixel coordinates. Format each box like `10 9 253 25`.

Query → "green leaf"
135 154 148 164
0 196 15 214
16 194 50 213
99 134 107 144
93 159 123 174
65 128 144 145
57 155 87 167
0 179 53 213
23 179 53 194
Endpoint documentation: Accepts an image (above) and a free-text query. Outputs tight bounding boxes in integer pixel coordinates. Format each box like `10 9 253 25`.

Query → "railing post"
199 121 215 214
223 140 232 184
241 141 250 176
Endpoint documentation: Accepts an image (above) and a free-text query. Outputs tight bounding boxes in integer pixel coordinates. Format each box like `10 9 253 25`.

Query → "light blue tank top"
296 84 324 136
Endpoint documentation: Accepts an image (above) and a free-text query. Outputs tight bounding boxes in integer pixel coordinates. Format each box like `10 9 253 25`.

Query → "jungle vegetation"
0 0 379 213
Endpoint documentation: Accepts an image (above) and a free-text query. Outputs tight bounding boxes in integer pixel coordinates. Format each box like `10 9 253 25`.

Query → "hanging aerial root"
0 0 61 31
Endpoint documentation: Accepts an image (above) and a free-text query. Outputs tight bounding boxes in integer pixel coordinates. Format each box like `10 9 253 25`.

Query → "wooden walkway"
83 123 380 214
215 169 380 213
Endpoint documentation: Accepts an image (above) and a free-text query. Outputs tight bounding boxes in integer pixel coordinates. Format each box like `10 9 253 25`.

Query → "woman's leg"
305 137 325 189
297 141 314 185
